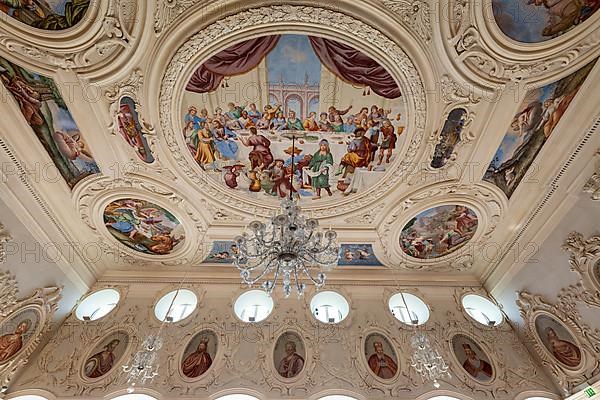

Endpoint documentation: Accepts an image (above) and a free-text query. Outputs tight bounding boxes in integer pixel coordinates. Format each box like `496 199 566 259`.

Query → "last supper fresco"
181 34 406 202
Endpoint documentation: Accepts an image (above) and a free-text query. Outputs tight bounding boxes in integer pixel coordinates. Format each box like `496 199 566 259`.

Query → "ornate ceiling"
0 0 599 288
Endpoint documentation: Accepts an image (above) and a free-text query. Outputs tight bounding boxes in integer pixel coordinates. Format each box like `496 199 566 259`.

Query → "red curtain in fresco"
308 36 401 99
186 35 280 93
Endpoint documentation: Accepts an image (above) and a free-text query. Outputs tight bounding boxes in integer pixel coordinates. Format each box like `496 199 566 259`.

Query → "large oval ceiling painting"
181 34 406 203
492 0 599 42
399 205 478 259
103 199 185 256
0 0 90 30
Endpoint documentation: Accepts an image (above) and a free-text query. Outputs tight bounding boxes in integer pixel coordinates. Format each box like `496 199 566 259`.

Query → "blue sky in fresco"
492 0 554 42
267 35 321 86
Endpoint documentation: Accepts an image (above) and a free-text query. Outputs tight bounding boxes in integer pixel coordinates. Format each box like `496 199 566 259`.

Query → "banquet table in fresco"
194 129 401 199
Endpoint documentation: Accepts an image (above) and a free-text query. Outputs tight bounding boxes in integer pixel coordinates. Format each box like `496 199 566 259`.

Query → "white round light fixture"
234 290 274 323
318 396 359 400
111 395 158 400
388 293 430 326
214 395 260 400
154 289 197 323
462 294 503 327
427 397 461 400
75 288 120 321
310 291 350 324
7 396 50 400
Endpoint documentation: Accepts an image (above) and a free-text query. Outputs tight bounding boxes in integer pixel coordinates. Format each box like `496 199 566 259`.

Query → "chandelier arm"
298 261 324 286
302 250 337 266
240 255 279 285
237 251 278 273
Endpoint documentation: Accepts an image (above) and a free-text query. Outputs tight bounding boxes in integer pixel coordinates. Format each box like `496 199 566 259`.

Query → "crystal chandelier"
122 287 185 392
410 332 451 388
123 335 163 393
233 137 340 297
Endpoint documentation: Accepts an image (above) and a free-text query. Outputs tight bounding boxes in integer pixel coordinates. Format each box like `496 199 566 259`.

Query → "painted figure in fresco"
354 107 369 126
239 127 273 171
185 106 205 130
527 0 592 37
84 339 120 378
268 159 296 198
327 105 353 123
461 343 493 380
263 104 281 122
148 233 182 255
194 122 217 168
367 341 398 379
337 128 371 178
307 139 334 199
377 119 397 165
182 337 213 378
331 114 344 133
0 320 30 363
286 110 304 131
454 206 478 236
318 112 332 132
272 111 287 131
343 115 357 133
238 110 255 129
247 103 262 123
53 131 94 162
303 111 319 131
212 120 238 161
277 341 304 378
223 164 245 189
545 327 581 367
118 103 150 162
0 0 90 30
4 74 44 126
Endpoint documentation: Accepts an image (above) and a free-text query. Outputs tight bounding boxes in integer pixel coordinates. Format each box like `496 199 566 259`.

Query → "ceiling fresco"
202 241 384 267
0 56 99 188
484 59 597 198
0 0 597 288
399 205 479 260
103 199 185 256
0 0 90 30
492 0 600 42
181 34 405 203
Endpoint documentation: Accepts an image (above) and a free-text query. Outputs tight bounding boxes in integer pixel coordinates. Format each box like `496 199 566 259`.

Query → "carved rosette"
73 174 209 266
517 291 600 395
158 5 427 219
377 183 506 272
0 274 61 391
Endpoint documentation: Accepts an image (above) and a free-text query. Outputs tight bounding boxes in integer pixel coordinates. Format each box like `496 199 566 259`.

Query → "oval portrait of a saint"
273 331 305 379
535 314 582 369
82 331 129 379
364 332 399 380
0 307 40 365
181 330 217 379
451 334 494 383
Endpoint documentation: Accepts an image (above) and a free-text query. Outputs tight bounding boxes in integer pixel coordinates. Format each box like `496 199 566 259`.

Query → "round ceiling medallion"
180 33 406 204
103 198 185 255
399 205 478 259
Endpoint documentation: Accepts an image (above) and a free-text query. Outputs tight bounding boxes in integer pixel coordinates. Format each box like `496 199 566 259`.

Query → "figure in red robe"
182 337 213 378
277 341 304 378
84 339 120 378
367 341 398 379
0 320 30 362
461 343 493 380
546 327 581 368
239 127 273 170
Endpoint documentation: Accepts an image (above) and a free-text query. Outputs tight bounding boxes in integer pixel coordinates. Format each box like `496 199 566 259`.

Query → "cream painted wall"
9 281 555 399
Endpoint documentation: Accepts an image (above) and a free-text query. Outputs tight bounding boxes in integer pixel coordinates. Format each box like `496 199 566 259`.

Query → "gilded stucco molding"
582 151 600 200
558 232 600 309
380 0 431 43
159 5 427 219
0 275 61 392
74 174 209 266
0 224 11 264
517 291 600 395
0 0 140 76
443 0 600 84
377 182 505 272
